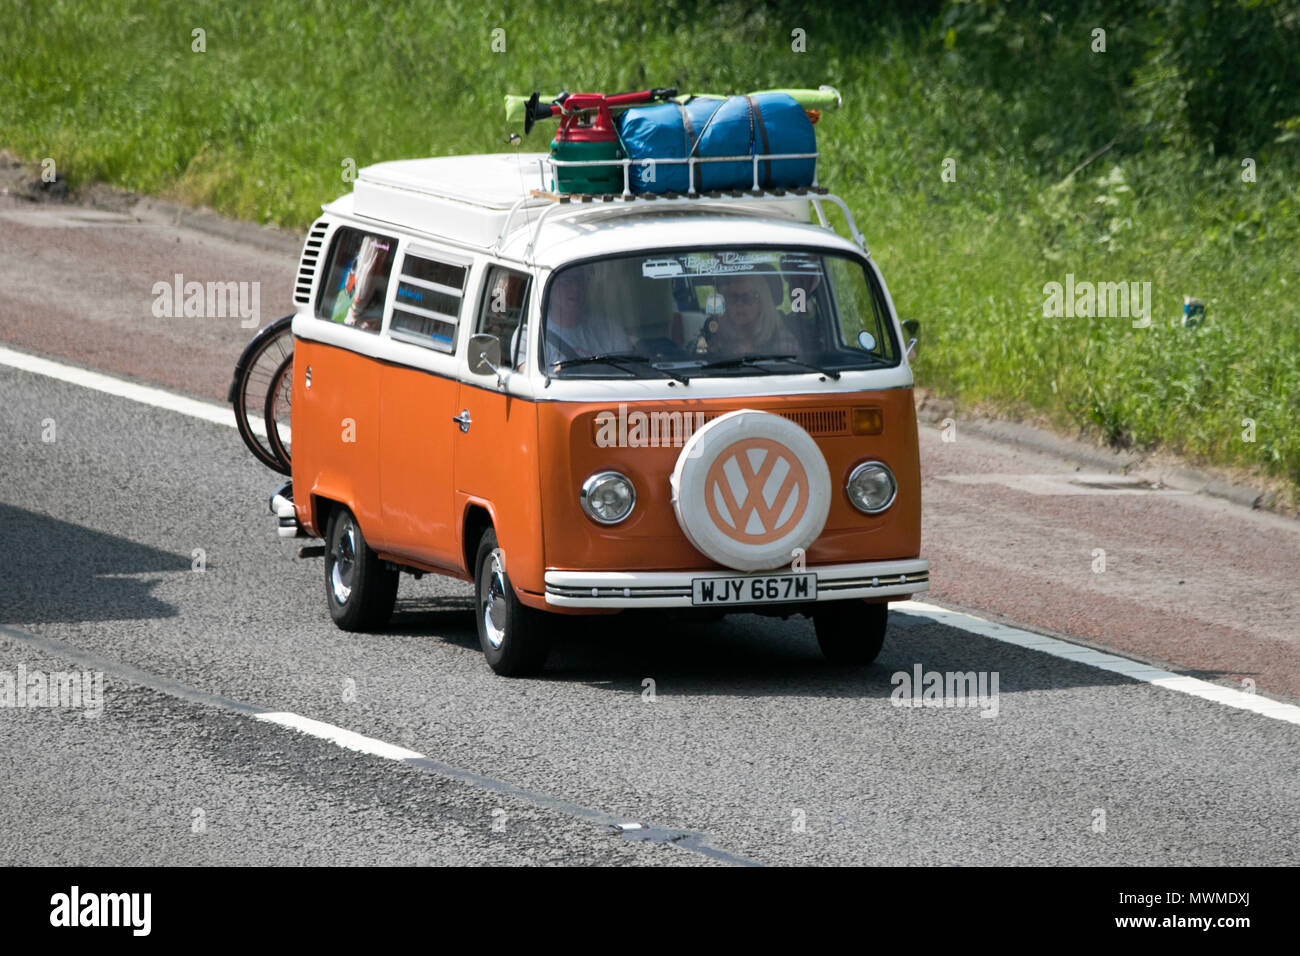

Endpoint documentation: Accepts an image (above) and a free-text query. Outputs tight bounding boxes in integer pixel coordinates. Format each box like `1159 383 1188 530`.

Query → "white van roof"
498 210 863 268
332 153 866 265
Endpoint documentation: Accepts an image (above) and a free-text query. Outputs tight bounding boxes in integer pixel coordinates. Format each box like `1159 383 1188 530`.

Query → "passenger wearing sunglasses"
707 273 798 357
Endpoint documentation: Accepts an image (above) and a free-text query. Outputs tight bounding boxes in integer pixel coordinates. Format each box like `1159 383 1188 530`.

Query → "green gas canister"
550 95 624 195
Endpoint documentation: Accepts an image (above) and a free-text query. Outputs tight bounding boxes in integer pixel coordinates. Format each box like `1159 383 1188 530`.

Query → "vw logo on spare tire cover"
671 410 832 572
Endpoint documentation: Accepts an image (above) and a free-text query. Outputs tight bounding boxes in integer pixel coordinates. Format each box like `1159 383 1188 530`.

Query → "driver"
544 269 635 367
707 273 798 356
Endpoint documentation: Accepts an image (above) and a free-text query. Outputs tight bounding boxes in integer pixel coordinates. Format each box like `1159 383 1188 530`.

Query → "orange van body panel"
292 334 920 609
453 382 546 596
376 361 461 571
291 338 381 539
533 388 921 580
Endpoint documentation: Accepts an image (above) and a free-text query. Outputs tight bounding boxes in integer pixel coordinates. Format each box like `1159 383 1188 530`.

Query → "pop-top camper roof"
335 153 867 259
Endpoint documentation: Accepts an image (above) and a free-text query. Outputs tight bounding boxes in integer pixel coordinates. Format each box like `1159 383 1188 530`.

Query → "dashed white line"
896 599 1300 726
0 623 755 865
255 712 425 761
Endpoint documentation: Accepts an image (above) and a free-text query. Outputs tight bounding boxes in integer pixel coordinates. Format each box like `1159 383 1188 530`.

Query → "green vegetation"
3 0 1298 494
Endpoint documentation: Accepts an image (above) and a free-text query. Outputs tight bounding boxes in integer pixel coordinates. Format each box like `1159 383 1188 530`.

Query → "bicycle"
228 314 293 474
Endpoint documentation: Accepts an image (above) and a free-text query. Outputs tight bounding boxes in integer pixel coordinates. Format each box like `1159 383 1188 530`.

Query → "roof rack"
550 149 821 197
493 151 868 260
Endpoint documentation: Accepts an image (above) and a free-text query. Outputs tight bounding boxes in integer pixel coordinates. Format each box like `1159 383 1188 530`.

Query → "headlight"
580 471 636 524
846 461 896 514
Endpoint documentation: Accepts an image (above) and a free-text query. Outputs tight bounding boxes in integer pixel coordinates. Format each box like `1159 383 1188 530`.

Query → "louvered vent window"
293 219 330 305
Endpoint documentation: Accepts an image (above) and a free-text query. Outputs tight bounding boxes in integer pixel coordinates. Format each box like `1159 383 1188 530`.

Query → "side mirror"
901 318 920 362
468 333 506 383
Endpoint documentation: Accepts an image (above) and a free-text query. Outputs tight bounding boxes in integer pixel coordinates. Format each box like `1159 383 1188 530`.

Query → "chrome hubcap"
331 519 357 604
482 550 508 650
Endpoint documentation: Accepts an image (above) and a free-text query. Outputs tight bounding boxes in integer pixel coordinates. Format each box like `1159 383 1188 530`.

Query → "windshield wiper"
698 353 841 379
551 352 691 384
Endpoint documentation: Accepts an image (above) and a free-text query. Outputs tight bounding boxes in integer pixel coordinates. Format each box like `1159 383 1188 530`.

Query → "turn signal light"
851 407 883 435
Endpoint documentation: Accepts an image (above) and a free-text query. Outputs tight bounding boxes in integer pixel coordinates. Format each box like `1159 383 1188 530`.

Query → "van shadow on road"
387 594 477 648
0 502 189 625
385 593 1153 702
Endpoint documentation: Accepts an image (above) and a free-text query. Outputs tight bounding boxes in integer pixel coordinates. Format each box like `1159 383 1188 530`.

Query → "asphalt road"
1 194 1298 866
2 366 1298 866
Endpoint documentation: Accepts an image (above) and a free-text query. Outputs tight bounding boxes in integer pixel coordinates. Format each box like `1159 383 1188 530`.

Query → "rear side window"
475 266 532 369
316 226 396 333
390 252 469 353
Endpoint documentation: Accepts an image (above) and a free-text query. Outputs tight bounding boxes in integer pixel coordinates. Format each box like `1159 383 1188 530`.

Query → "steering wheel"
545 330 585 365
638 336 685 362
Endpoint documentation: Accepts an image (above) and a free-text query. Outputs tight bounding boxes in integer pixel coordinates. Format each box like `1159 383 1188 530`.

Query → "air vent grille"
695 407 849 436
293 219 331 306
776 407 849 436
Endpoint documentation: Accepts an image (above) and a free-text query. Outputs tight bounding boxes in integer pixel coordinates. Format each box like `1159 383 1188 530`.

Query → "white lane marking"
0 344 272 438
896 600 1300 726
255 712 425 761
0 344 237 428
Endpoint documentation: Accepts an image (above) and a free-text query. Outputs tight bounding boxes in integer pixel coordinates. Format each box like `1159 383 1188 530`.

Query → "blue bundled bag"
698 93 816 190
617 93 816 194
617 98 723 193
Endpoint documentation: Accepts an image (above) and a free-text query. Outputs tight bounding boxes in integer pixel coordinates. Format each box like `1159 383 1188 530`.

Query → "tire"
814 601 888 665
473 528 550 677
263 352 293 470
230 314 294 474
324 507 398 631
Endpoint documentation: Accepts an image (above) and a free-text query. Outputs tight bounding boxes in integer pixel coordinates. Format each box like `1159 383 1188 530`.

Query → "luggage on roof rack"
509 88 830 197
617 93 817 195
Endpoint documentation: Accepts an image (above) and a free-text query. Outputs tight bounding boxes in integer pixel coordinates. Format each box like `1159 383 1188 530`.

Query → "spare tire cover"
671 409 832 572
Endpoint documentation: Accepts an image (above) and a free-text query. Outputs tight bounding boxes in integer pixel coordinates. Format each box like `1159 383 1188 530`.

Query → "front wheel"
324 507 398 631
474 528 550 677
814 601 888 665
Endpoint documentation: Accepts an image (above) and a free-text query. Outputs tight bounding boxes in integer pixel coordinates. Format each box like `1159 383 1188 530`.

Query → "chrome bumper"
544 559 930 609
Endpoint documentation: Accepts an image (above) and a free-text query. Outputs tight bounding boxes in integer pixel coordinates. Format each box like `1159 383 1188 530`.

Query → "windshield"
541 249 898 379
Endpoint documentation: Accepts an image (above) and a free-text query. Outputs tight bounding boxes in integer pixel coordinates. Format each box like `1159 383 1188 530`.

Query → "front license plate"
691 572 817 606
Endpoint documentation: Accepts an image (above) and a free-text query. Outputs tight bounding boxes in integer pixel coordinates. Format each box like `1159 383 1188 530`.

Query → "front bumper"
544 559 929 609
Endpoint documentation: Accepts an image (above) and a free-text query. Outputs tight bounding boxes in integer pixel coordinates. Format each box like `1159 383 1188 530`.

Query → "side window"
475 266 531 370
824 256 897 362
390 252 468 353
315 226 396 333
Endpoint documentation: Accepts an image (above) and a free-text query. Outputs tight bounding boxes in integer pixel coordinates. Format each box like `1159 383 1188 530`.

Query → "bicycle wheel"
264 352 293 471
229 314 293 474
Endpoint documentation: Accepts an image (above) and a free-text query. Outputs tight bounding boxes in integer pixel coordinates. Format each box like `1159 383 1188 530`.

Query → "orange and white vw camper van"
279 152 928 675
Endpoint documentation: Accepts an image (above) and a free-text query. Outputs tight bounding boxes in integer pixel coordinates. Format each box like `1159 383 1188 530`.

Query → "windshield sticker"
779 252 823 274
640 258 683 278
639 251 792 279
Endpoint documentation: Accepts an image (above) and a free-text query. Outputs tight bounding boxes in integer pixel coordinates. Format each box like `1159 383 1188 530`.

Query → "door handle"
453 410 472 433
